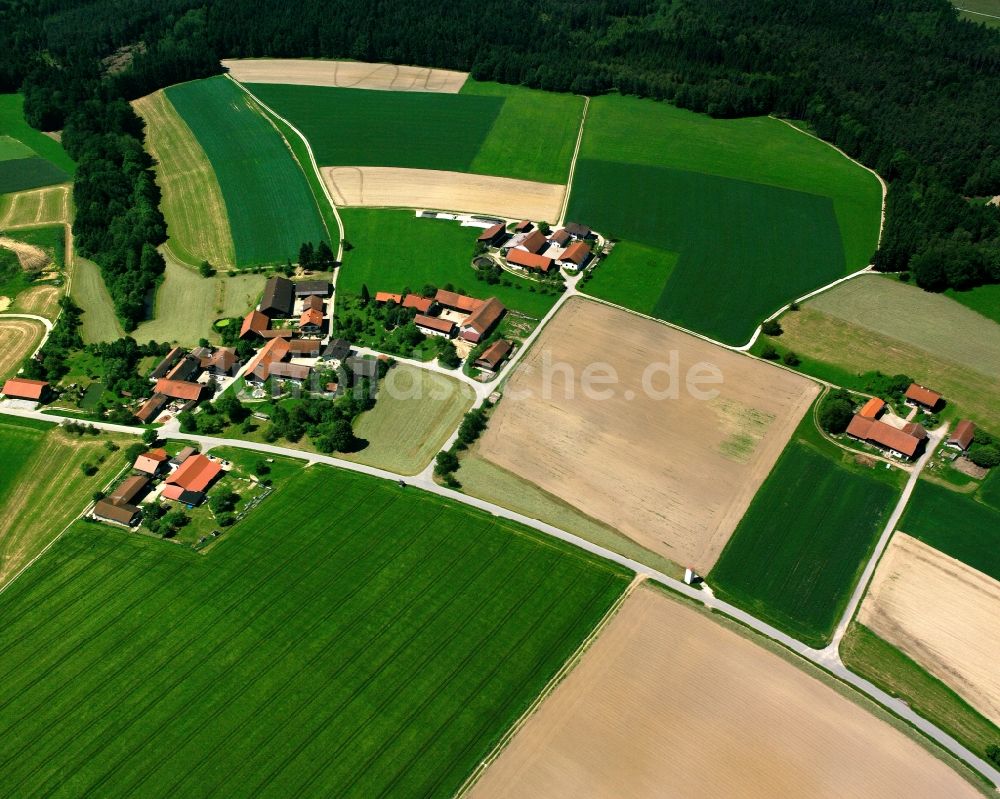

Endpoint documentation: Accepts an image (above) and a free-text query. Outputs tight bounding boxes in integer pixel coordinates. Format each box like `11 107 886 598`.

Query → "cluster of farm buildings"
91 446 225 527
843 382 978 461
478 219 596 274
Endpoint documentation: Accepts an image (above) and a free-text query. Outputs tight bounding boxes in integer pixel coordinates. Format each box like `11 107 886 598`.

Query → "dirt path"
557 96 589 226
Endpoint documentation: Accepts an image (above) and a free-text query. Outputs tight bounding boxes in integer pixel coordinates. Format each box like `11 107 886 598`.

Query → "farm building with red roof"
507 249 553 272
477 223 508 246
154 379 204 403
167 453 222 494
435 290 483 313
858 397 885 419
134 449 169 475
402 294 434 313
845 415 927 459
556 241 591 268
904 383 942 411
415 315 456 337
946 420 976 451
375 291 403 305
460 297 506 343
1 378 48 401
240 309 271 339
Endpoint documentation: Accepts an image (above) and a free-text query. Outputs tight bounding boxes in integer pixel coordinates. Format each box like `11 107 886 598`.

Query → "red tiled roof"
135 393 167 423
403 294 434 313
299 308 324 328
549 228 570 246
415 314 455 335
240 310 270 338
302 295 324 311
207 348 237 372
245 337 291 381
462 297 506 338
110 475 149 505
518 230 548 254
905 383 942 408
506 249 553 271
558 241 590 265
515 220 532 232
477 222 506 242
858 397 885 418
268 362 311 381
154 379 203 402
846 415 924 457
93 500 138 525
474 339 512 370
948 419 976 450
435 290 482 313
166 454 222 493
2 378 47 400
287 339 320 355
375 291 403 304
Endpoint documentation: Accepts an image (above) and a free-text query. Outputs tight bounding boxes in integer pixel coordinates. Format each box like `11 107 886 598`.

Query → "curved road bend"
0 405 996 788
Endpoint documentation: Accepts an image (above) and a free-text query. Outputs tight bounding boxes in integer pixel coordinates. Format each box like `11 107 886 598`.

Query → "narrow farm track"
1 404 997 790
556 96 589 227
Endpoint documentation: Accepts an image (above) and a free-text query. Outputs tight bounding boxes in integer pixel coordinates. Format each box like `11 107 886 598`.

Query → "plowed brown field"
478 298 818 572
469 587 984 799
222 58 468 92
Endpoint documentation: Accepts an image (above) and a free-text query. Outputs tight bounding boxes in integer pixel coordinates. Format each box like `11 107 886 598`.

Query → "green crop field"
337 209 559 318
248 84 501 173
900 480 1000 581
571 159 845 343
0 135 35 160
343 364 475 474
0 418 130 588
0 94 76 175
165 77 329 266
0 465 627 797
0 184 68 228
133 90 236 269
572 94 881 344
710 419 900 647
245 80 583 184
0 157 70 195
579 241 677 315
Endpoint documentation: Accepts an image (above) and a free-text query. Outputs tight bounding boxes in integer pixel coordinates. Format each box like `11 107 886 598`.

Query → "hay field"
0 419 129 588
71 257 124 343
0 184 69 228
478 298 819 572
165 77 329 266
132 258 261 345
342 364 475 474
469 587 982 799
0 318 44 379
807 275 1000 379
323 167 564 221
859 533 1000 726
224 58 468 92
0 465 627 796
778 306 1000 429
133 90 236 269
12 285 59 319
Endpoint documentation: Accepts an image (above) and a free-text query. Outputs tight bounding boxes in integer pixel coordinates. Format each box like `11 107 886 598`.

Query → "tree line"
1 0 998 299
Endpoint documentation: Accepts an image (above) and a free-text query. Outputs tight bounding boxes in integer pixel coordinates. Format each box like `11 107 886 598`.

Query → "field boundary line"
453 573 645 799
956 7 1000 19
228 75 345 263
556 96 589 227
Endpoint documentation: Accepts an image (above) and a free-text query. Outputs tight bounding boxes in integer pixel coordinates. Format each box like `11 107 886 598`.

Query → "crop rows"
0 465 627 797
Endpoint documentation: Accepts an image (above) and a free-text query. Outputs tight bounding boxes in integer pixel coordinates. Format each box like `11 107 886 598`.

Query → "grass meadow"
0 465 627 797
0 184 69 228
133 90 236 269
0 157 70 195
709 415 901 647
337 209 559 318
165 77 329 266
900 480 1000 581
579 241 678 315
841 623 1000 764
947 283 1000 325
248 84 501 173
571 159 845 343
0 418 130 588
71 257 125 343
342 364 475 474
572 94 881 344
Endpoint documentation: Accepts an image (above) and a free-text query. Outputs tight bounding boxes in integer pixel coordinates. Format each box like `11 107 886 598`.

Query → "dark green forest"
1 0 998 321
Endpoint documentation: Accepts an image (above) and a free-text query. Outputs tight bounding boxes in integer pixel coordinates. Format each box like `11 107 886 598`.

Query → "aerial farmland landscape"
0 2 999 797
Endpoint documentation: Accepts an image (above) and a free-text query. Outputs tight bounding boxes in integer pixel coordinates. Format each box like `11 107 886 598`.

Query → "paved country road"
0 404 997 790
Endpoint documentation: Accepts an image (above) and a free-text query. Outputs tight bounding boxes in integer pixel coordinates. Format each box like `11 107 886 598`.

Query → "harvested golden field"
780 306 1000 429
478 298 818 572
133 90 236 269
12 284 59 319
858 532 1000 726
322 166 565 221
222 58 468 92
469 587 984 799
0 183 69 227
0 317 44 379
